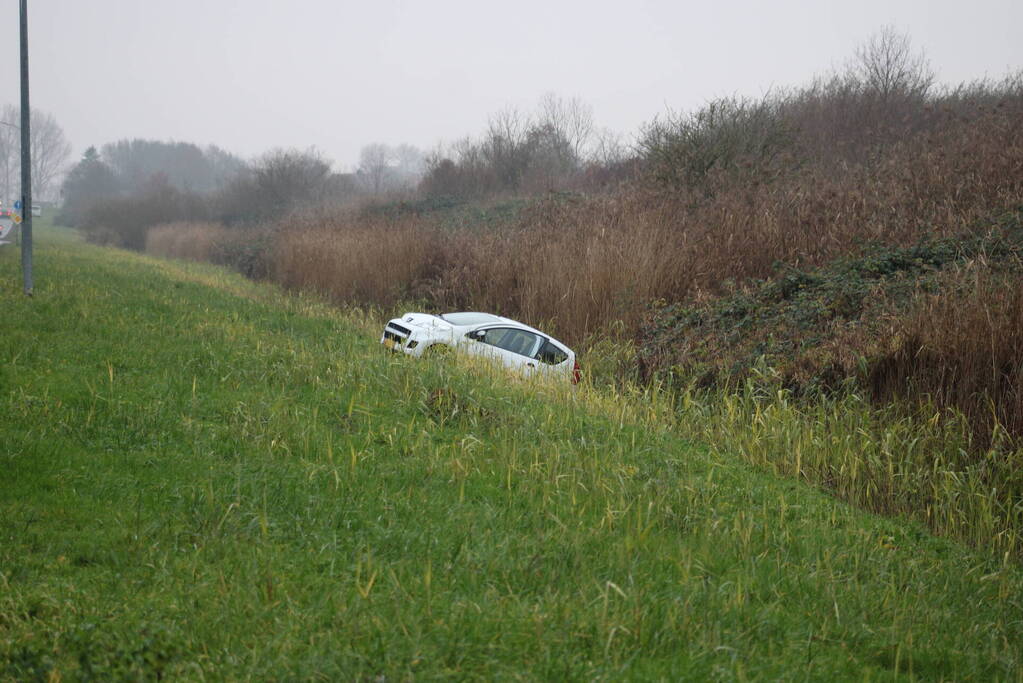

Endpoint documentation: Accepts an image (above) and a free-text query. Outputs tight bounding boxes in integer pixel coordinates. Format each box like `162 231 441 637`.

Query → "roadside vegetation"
3 226 1023 679
641 210 1023 441
51 29 1023 573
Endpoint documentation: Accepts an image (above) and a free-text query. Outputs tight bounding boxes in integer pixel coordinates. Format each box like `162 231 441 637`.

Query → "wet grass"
2 226 1022 679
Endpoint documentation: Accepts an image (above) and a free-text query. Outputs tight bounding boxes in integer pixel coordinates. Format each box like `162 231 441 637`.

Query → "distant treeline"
57 142 346 248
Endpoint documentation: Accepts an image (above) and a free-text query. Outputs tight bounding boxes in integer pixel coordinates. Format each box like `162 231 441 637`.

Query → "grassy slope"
2 227 1022 680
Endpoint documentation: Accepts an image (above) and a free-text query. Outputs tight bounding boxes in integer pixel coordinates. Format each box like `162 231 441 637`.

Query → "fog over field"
0 0 1019 168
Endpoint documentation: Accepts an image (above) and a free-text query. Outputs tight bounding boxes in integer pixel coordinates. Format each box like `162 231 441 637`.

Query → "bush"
638 96 795 193
81 176 209 250
146 221 274 280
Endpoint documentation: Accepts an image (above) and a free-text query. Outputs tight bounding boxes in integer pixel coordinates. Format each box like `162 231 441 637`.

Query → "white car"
381 311 580 384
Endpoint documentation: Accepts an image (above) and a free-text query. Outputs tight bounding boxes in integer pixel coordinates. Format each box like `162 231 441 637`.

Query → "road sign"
13 213 22 224
13 200 21 210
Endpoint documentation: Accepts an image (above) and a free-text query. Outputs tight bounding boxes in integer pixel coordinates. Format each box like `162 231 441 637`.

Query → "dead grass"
268 213 451 306
149 85 1023 350
146 222 232 262
871 262 1023 446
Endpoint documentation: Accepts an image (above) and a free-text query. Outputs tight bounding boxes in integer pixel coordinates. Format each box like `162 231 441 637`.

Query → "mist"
0 0 1019 170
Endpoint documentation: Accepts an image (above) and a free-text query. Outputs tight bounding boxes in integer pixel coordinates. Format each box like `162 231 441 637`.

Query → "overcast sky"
1 0 1020 171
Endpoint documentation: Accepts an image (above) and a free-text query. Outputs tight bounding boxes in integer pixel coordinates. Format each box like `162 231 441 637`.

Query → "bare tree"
419 94 599 197
484 106 531 190
216 148 330 224
589 127 629 166
0 106 72 203
0 104 16 203
30 109 73 202
204 144 246 190
255 148 331 207
454 137 485 173
537 92 594 161
392 143 425 189
851 26 934 102
357 143 393 194
393 144 424 177
487 106 530 148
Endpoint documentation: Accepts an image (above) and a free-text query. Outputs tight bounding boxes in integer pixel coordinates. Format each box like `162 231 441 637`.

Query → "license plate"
384 338 396 350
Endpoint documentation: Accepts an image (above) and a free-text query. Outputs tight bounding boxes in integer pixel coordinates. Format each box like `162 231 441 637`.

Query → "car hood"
396 312 453 331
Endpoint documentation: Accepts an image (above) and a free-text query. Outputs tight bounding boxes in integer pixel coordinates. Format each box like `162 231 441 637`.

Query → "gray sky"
1 0 1020 170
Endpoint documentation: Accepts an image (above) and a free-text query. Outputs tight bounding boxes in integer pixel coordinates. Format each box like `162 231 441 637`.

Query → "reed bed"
667 376 1023 561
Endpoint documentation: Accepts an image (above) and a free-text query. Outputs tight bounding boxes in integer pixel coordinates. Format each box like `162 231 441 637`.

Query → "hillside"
639 207 1023 442
2 227 1023 679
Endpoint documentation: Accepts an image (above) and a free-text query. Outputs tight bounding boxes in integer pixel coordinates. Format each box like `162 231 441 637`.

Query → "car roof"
432 311 570 350
440 312 505 325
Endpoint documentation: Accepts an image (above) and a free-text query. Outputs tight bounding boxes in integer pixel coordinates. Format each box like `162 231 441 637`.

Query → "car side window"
535 339 568 365
468 327 509 346
470 327 541 357
502 330 541 357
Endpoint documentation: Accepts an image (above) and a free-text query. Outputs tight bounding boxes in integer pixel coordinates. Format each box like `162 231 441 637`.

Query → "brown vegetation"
871 262 1023 445
147 66 1023 447
254 80 1023 344
146 221 233 263
148 79 1023 340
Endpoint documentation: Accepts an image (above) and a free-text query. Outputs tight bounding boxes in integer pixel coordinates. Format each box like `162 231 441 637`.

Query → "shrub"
146 221 274 280
638 96 795 193
81 176 209 250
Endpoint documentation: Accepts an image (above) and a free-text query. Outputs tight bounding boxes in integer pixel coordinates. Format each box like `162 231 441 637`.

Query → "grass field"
3 225 1023 680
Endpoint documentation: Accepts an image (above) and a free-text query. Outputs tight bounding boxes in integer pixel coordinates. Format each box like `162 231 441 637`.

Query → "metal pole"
20 0 33 295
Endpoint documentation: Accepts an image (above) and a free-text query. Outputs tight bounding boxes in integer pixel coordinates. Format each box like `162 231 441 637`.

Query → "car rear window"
535 339 568 365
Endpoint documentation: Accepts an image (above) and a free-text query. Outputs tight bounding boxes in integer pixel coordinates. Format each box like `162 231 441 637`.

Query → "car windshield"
441 312 503 325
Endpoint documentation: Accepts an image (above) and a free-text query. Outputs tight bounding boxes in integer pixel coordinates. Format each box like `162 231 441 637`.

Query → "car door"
464 326 543 375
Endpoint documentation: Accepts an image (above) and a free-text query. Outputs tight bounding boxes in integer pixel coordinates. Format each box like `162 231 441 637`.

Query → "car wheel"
425 344 453 358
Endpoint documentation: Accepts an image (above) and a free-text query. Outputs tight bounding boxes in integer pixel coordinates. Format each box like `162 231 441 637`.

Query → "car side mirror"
467 330 485 341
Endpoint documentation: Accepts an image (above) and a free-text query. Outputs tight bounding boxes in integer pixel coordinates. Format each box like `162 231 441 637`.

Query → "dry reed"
146 222 233 263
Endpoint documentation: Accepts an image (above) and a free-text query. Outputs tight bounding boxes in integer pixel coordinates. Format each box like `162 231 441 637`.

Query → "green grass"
2 225 1023 680
668 374 1023 559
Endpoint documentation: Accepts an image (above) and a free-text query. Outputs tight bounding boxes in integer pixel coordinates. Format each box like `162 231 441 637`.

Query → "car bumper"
381 321 425 356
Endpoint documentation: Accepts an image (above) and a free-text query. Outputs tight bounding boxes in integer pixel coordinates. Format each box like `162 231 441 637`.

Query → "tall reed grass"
146 221 233 262
149 81 1023 347
670 374 1023 560
265 92 1022 343
871 262 1023 446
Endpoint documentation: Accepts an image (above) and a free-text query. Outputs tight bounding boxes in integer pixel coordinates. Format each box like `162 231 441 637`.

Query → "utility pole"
20 0 33 295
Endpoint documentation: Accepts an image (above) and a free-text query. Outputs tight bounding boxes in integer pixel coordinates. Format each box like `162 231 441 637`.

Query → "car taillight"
572 359 581 384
